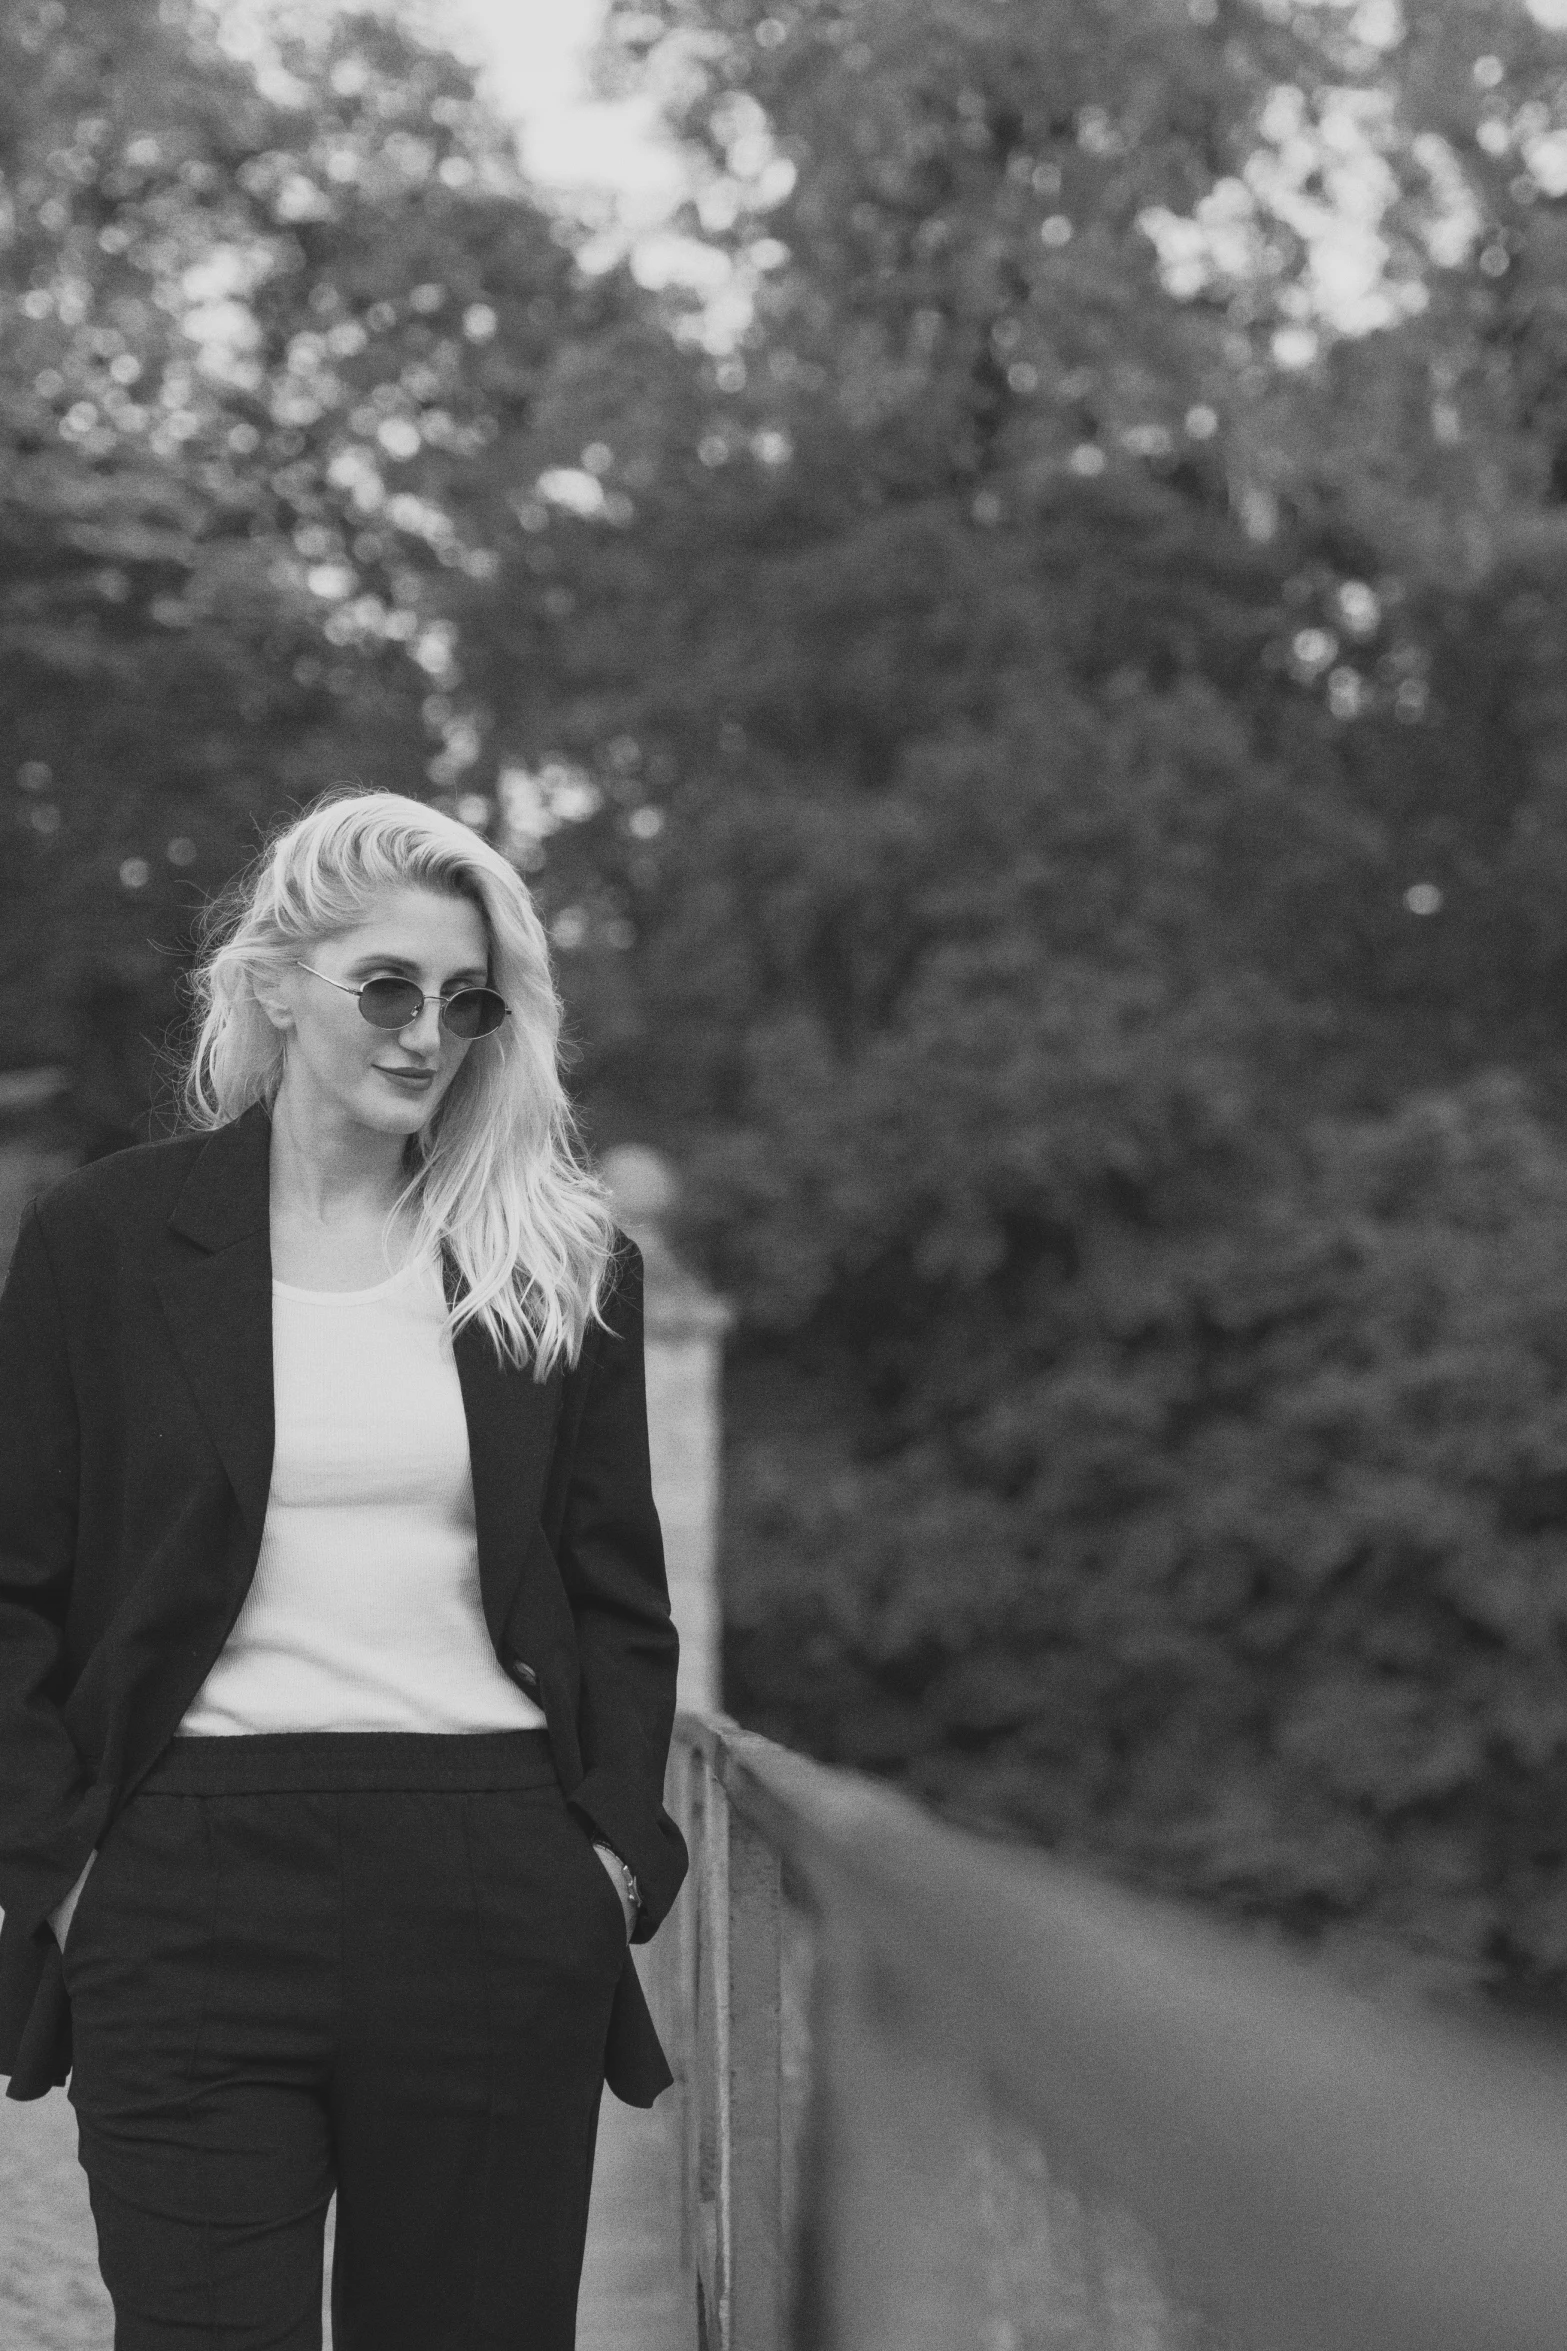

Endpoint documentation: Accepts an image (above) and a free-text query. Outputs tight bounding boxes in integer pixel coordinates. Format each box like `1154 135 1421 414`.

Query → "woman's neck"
268 1076 411 1226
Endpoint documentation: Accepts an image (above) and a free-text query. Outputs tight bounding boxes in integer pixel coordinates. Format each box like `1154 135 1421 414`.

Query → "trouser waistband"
144 1729 557 1795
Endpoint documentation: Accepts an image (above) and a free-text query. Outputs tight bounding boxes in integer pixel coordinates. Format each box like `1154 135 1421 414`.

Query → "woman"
0 792 687 2349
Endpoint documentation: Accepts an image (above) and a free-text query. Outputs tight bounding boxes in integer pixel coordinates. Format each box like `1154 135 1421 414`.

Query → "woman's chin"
347 1082 441 1135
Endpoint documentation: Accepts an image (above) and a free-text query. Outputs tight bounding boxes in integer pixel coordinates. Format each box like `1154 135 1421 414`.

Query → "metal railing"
644 1709 1567 2351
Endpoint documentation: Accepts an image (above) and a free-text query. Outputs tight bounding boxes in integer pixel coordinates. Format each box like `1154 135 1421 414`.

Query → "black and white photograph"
5 0 1567 2344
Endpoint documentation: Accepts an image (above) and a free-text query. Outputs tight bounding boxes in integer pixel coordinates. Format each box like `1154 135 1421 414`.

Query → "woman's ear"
250 968 296 1034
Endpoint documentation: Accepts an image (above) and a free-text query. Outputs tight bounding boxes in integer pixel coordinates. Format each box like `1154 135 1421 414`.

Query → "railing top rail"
673 1709 1567 2351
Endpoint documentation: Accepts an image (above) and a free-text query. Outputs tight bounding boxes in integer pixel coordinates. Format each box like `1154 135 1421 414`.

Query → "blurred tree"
0 0 699 1143
582 0 1567 2008
586 0 1567 1117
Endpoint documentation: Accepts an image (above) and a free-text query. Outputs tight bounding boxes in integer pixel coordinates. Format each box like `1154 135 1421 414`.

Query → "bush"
722 1070 1567 2013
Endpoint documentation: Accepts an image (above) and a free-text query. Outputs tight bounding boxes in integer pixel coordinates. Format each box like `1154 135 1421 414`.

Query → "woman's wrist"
591 1841 640 1932
49 1850 96 1951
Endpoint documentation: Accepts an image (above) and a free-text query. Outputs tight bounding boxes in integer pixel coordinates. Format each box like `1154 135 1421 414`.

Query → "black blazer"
0 1100 687 2106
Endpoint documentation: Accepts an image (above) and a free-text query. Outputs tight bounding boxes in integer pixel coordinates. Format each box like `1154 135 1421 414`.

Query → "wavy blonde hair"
180 790 619 1377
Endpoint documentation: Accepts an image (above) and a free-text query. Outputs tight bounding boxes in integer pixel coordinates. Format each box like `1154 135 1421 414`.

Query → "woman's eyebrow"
345 953 489 983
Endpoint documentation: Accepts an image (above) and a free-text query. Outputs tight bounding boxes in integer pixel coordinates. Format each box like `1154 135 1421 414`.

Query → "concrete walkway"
0 2071 693 2349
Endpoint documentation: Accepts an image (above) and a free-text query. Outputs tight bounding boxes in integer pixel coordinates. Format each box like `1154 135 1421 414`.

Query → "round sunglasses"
293 961 510 1041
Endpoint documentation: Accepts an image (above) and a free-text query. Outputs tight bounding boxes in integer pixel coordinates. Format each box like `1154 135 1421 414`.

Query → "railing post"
705 1764 783 2350
649 1737 705 2281
600 1147 732 1714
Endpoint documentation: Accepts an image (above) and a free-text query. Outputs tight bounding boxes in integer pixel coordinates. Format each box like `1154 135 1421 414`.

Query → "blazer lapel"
448 1285 564 1651
153 1102 276 1549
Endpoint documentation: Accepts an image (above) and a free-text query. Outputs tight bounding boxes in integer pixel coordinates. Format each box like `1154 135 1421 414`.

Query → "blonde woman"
0 792 686 2349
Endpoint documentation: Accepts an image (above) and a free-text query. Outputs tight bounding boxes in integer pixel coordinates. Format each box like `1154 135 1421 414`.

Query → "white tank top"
177 1247 548 1737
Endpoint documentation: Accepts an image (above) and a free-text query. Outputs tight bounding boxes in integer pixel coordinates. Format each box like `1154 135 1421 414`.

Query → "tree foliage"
0 0 698 1143
587 0 1567 2006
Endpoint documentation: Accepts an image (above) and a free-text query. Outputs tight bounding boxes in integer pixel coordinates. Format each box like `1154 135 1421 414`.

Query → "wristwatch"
593 1841 640 1923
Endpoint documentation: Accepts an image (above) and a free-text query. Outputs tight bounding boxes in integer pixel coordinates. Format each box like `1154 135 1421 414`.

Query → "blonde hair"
180 790 619 1377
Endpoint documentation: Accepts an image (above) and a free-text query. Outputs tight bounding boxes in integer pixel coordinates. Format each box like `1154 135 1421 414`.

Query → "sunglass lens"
444 989 506 1039
358 978 424 1029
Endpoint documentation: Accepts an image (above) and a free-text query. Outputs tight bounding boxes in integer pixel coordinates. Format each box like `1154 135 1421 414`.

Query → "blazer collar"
167 1097 273 1253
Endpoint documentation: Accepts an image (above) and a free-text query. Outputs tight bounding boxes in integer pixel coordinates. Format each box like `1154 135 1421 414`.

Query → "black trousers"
62 1729 630 2350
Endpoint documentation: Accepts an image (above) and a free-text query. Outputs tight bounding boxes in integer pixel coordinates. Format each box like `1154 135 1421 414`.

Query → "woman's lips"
378 1067 435 1089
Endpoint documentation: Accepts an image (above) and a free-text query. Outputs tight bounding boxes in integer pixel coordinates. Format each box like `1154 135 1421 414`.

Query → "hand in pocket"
49 1849 97 1953
590 1843 636 1943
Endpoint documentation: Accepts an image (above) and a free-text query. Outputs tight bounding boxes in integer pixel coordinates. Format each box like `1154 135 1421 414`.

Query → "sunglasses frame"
291 961 511 1041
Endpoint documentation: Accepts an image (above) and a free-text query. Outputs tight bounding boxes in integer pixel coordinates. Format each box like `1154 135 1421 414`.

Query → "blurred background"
5 0 1567 2033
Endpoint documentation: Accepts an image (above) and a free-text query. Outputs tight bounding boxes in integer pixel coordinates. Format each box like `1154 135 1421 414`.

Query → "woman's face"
266 884 493 1140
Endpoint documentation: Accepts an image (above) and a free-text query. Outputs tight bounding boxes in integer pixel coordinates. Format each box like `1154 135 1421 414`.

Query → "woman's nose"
400 999 445 1051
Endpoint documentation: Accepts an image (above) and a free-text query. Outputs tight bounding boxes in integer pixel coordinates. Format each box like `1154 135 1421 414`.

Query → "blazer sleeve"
557 1237 688 1940
0 1208 104 1937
